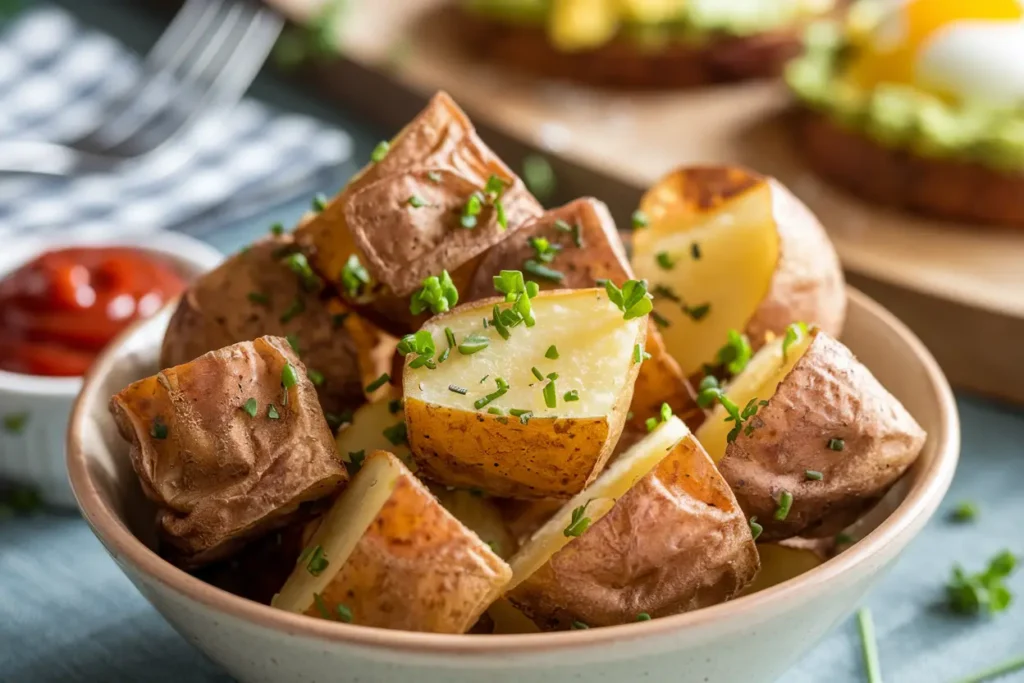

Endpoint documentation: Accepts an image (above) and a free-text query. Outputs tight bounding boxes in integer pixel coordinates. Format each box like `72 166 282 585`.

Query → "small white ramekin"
0 231 222 507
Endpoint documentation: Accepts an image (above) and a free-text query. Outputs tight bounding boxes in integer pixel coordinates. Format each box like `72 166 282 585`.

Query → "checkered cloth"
0 4 351 238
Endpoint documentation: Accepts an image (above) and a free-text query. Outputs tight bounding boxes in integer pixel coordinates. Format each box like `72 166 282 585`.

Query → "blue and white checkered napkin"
0 5 352 239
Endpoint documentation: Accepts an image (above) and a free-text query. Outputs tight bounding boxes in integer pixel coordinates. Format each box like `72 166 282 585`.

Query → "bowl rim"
0 231 222 396
66 286 959 655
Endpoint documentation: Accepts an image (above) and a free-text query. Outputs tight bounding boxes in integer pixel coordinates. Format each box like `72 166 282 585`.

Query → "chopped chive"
306 545 329 576
474 377 509 409
651 310 670 328
438 347 450 363
563 500 592 537
564 390 579 402
547 372 559 380
383 422 407 446
633 343 651 364
531 367 544 381
631 210 649 229
150 417 167 440
307 369 325 386
645 417 658 432
480 375 489 384
388 400 402 414
458 333 490 355
522 154 555 200
407 195 427 208
340 254 371 298
691 242 702 260
495 199 508 231
543 380 557 409
285 334 301 354
828 438 845 451
270 222 284 237
488 407 505 415
445 327 456 348
282 363 299 389
346 450 365 475
313 593 333 620
370 140 390 162
571 620 589 630
524 259 564 282
774 490 793 521
247 291 270 306
857 608 883 683
426 170 442 183
509 408 533 424
950 501 978 523
749 516 763 541
280 297 305 323
554 219 572 233
656 251 675 270
449 384 468 395
267 404 280 420
683 303 711 321
652 284 680 302
835 532 854 545
545 345 559 360
950 655 1024 683
491 304 510 340
336 603 354 623
242 398 258 418
572 223 584 248
365 373 390 393
636 613 651 622
805 470 824 481
311 193 327 212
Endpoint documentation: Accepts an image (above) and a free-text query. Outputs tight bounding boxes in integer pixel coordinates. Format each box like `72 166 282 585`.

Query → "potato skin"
405 399 618 499
718 331 927 541
465 197 702 431
456 8 805 89
508 434 759 629
160 235 367 418
310 451 511 633
297 92 542 335
797 108 1024 228
110 336 347 567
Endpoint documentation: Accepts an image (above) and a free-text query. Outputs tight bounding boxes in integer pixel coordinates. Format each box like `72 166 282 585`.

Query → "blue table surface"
2 4 1023 683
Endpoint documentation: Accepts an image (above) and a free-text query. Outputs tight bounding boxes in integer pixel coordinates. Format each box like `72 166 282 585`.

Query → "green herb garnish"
331 312 348 329
858 608 883 683
311 193 327 213
656 251 675 270
951 501 979 523
691 242 702 260
340 254 370 298
652 284 680 302
683 303 711 321
150 417 167 440
280 297 305 323
651 310 670 328
522 154 556 200
371 140 390 163
828 438 845 452
564 390 579 402
749 516 763 541
543 380 557 409
410 270 458 316
773 490 793 521
714 330 753 376
449 384 468 395
306 545 329 576
474 377 509 410
307 369 325 386
336 603 354 623
346 450 365 476
282 363 299 390
383 422 408 446
242 398 258 418
947 550 1018 615
524 259 564 282
631 210 649 229
267 404 280 420
605 279 653 320
697 377 767 442
398 330 436 370
458 333 490 355
563 500 593 537
407 195 427 208
509 408 533 424
285 334 301 354
528 236 562 264
571 620 589 630
782 322 809 361
270 223 284 237
313 593 333 620
461 192 483 229
805 470 824 481
365 373 390 393
951 655 1024 683
388 400 402 415
247 291 270 306
634 343 652 364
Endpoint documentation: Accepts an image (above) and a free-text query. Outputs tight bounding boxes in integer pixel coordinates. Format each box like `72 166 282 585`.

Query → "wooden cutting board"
269 0 1024 404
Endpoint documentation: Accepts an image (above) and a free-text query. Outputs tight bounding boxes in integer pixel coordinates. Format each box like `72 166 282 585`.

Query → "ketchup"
0 247 186 377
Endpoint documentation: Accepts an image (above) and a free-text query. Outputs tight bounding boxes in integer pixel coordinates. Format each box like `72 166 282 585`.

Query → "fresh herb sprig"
604 279 653 320
947 550 1018 616
410 270 458 316
696 376 767 442
714 330 752 376
563 500 593 537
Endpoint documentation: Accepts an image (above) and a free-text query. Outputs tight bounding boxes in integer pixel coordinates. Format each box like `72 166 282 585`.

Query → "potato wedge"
432 488 518 559
696 328 927 541
296 91 542 334
740 537 834 596
110 336 347 567
272 450 511 633
507 416 758 629
632 166 846 377
335 393 412 469
160 235 374 418
465 197 702 431
403 288 647 499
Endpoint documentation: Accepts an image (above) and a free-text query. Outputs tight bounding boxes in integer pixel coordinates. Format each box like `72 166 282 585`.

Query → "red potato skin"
796 108 1024 228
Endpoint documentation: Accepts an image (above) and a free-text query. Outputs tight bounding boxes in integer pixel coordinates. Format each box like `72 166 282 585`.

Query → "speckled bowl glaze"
67 287 958 683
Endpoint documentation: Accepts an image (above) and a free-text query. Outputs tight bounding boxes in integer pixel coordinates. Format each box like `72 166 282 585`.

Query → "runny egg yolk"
845 0 1024 91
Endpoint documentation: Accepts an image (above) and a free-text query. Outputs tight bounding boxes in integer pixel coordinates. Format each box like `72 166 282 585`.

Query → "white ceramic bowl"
0 231 222 506
66 287 958 683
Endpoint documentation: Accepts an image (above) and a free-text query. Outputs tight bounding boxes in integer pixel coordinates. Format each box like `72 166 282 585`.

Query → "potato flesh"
335 396 411 466
432 488 517 559
632 185 779 376
273 453 400 613
408 290 644 417
697 332 814 462
506 416 689 590
740 543 825 596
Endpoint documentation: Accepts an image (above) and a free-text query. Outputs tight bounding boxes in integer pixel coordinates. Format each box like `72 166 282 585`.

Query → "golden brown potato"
296 91 542 335
696 328 927 541
160 235 375 419
740 537 835 597
797 108 1024 228
334 391 412 469
272 451 511 633
432 488 518 559
632 166 846 377
403 289 647 499
507 416 758 629
465 197 702 431
110 336 347 567
456 7 808 89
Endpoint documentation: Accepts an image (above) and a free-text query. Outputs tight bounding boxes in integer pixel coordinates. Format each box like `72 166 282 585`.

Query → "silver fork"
0 0 283 176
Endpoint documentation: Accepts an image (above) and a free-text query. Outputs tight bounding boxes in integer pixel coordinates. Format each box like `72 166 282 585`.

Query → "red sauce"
0 247 186 377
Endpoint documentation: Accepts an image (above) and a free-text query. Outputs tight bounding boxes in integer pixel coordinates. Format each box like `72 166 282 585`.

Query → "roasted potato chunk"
160 235 376 418
334 392 412 469
740 537 836 597
297 91 542 334
696 328 927 541
403 288 647 499
272 451 511 633
507 416 758 629
110 336 347 567
632 166 846 377
466 197 702 431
